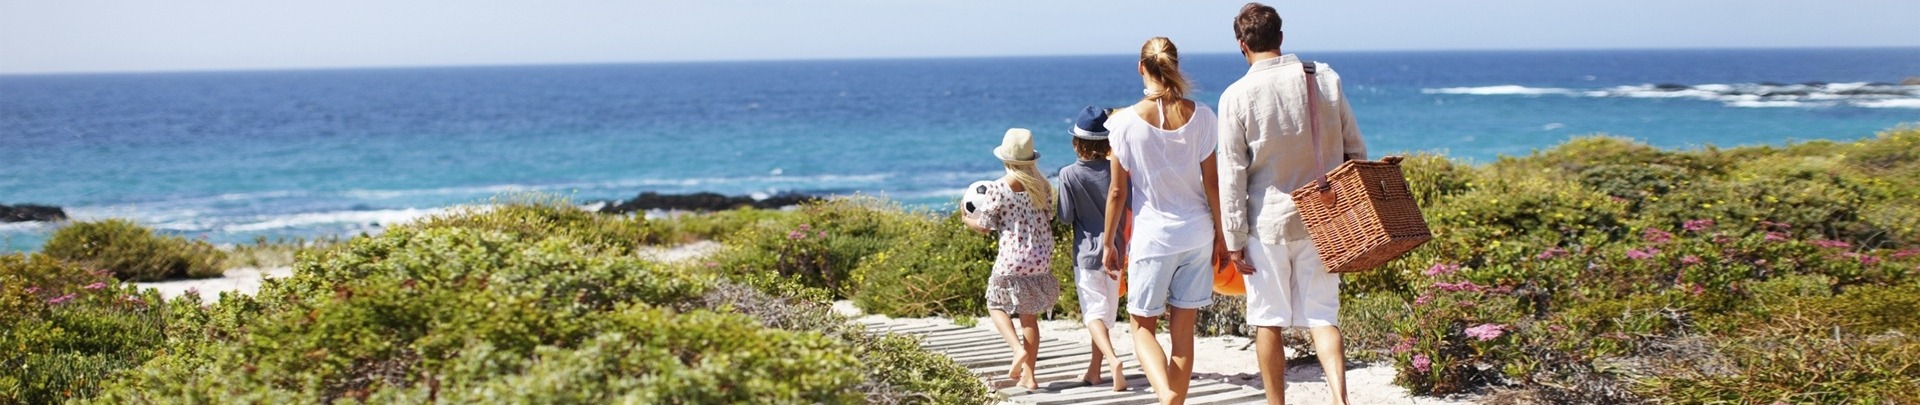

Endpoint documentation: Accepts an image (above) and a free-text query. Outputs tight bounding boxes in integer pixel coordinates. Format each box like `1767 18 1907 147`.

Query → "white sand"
135 266 294 303
835 302 1474 405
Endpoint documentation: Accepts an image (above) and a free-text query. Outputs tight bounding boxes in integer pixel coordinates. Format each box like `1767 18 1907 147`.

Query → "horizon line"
4 44 1916 77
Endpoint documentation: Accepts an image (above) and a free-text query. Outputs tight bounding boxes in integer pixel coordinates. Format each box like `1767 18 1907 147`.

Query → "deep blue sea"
4 48 1918 252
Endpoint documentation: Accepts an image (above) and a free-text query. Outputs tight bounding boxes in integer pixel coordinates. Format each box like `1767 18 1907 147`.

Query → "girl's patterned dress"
979 180 1061 314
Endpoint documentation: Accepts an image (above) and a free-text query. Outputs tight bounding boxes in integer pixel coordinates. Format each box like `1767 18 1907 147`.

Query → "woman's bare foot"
1109 360 1128 391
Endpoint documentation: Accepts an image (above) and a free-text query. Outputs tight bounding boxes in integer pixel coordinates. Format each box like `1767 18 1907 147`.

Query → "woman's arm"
1100 160 1131 280
1202 152 1228 263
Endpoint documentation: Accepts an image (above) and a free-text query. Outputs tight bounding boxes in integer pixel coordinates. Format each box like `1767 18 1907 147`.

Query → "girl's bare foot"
1020 367 1040 390
1081 362 1103 385
1008 348 1027 381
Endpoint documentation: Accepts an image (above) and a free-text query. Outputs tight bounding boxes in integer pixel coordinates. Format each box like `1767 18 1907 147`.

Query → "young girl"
963 128 1060 391
1057 106 1128 391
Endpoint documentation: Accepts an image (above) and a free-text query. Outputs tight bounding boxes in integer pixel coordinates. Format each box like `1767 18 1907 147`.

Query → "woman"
1099 37 1227 404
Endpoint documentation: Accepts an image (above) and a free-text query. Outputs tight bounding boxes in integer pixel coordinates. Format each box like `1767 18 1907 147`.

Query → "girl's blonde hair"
1002 161 1054 214
1139 37 1190 102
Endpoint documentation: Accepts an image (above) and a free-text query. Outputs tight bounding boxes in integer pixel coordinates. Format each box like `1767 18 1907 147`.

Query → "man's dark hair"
1234 2 1283 53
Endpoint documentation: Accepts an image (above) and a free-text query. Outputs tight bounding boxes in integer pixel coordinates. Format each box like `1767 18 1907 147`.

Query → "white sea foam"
1421 85 1575 96
1855 99 1920 109
223 208 446 232
1726 100 1824 108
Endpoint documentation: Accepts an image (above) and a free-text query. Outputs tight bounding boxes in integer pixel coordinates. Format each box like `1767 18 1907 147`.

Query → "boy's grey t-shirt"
1057 158 1112 270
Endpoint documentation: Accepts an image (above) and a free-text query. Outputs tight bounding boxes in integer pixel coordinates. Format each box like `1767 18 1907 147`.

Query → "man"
1215 3 1367 404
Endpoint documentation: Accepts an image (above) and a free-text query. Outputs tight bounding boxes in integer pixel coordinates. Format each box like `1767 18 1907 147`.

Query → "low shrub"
0 253 169 404
82 201 989 404
41 219 225 281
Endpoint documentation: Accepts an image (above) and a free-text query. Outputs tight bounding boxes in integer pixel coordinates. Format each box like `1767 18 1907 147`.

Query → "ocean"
3 48 1918 252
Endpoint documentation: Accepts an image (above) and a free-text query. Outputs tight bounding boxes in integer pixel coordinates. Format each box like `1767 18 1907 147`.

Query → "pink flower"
1845 252 1882 267
1433 281 1484 293
1892 249 1920 259
1764 232 1789 242
1688 283 1706 296
1413 293 1433 305
84 282 107 290
1535 247 1569 260
1680 255 1701 266
1392 338 1415 354
1683 219 1714 232
1643 228 1673 244
1810 239 1853 249
796 223 812 232
1761 220 1791 230
1464 323 1506 341
1626 247 1659 260
1549 324 1567 333
23 286 39 294
1411 354 1432 373
1713 234 1732 244
47 293 77 305
1423 263 1460 276
816 231 827 238
787 230 807 240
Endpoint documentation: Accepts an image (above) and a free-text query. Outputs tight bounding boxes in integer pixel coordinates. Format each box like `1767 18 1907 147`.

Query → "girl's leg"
1166 307 1199 404
1018 314 1042 389
989 309 1026 381
1130 314 1173 403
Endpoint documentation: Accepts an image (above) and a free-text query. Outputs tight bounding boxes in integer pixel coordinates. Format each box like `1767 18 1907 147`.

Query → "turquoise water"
3 48 1918 251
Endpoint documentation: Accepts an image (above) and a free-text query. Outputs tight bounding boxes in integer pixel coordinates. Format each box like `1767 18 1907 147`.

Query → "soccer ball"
961 181 995 219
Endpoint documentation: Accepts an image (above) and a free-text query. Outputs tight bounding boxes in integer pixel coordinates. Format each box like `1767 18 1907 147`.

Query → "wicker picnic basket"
1288 156 1432 273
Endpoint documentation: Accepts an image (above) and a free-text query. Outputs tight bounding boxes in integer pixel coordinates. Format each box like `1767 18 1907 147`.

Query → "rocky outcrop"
0 204 68 223
596 192 818 214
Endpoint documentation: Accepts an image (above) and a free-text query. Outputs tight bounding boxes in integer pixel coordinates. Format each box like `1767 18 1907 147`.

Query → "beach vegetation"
41 219 226 281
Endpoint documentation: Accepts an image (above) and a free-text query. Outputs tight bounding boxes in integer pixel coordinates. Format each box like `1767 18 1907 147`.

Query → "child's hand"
1229 250 1256 275
1101 250 1122 280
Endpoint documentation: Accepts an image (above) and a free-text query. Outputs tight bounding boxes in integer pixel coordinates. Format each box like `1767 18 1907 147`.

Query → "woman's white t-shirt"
1107 101 1219 260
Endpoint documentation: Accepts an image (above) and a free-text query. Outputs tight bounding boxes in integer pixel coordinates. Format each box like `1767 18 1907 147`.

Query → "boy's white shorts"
1074 267 1121 326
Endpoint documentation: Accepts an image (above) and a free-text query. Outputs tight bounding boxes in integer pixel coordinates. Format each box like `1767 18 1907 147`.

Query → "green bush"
1350 127 1920 402
851 211 997 318
80 201 988 404
0 253 169 404
42 219 226 281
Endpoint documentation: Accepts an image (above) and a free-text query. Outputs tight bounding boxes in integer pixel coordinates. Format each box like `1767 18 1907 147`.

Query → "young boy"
1056 106 1127 390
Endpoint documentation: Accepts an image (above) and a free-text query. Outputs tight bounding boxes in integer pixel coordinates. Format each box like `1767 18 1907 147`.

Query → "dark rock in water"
597 192 819 214
1653 83 1690 91
1903 77 1920 86
1759 81 1788 86
0 204 68 223
1800 81 1828 87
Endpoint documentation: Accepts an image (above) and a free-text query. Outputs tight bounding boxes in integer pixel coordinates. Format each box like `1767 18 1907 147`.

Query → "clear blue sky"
3 0 1917 74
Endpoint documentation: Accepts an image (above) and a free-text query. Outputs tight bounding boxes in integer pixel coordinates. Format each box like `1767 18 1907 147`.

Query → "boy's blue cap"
1070 106 1110 140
